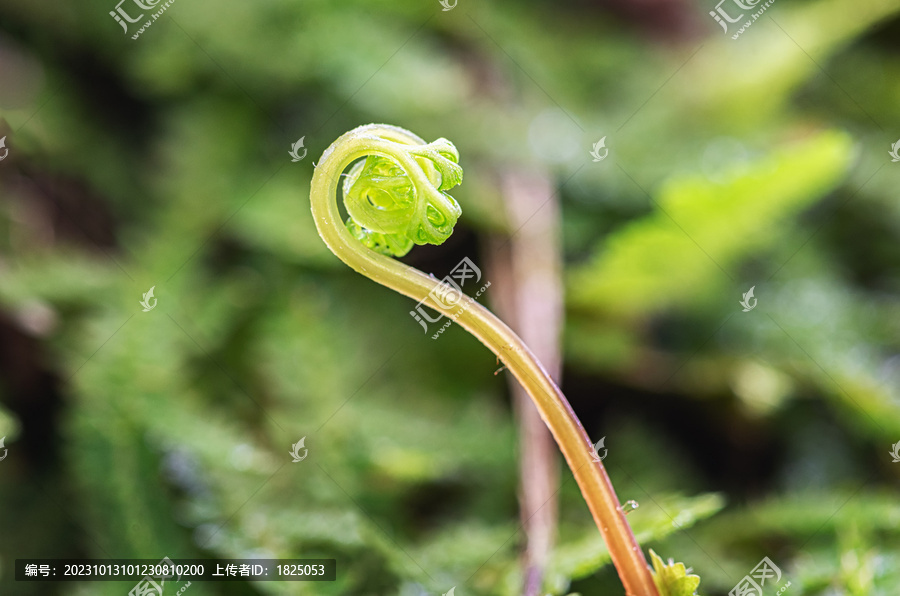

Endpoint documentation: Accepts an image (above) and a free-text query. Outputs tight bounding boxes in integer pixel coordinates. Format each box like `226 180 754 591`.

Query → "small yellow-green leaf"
649 550 702 596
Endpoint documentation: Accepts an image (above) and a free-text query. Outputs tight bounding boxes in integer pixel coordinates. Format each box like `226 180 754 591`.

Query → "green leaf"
544 492 723 589
568 131 854 318
649 550 702 596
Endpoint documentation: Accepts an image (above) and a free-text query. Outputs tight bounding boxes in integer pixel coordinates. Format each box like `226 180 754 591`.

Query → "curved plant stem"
309 125 660 596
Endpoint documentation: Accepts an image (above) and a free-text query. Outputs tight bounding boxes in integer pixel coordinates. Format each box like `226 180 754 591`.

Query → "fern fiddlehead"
309 124 660 596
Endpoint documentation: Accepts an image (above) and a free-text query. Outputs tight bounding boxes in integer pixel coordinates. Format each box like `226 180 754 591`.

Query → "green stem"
309 124 659 596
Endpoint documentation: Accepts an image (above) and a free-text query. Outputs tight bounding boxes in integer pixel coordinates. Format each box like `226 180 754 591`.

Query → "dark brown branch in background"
488 169 563 596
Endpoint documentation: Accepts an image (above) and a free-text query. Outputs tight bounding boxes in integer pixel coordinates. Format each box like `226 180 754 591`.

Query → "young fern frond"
336 124 461 257
309 124 661 596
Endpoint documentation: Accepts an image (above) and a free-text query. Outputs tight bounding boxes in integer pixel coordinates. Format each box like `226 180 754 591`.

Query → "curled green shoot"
309 124 660 596
340 127 462 256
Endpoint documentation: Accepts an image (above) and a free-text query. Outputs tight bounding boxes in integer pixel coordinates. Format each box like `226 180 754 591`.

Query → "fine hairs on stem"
309 124 660 596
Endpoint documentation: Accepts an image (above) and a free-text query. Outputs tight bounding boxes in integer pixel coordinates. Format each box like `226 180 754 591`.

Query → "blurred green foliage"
1 0 900 594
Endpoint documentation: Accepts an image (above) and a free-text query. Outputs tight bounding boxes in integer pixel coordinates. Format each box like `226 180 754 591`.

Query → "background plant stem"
488 168 561 596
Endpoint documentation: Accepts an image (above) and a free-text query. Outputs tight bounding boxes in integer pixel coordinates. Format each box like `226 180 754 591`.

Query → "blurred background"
1 0 900 594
